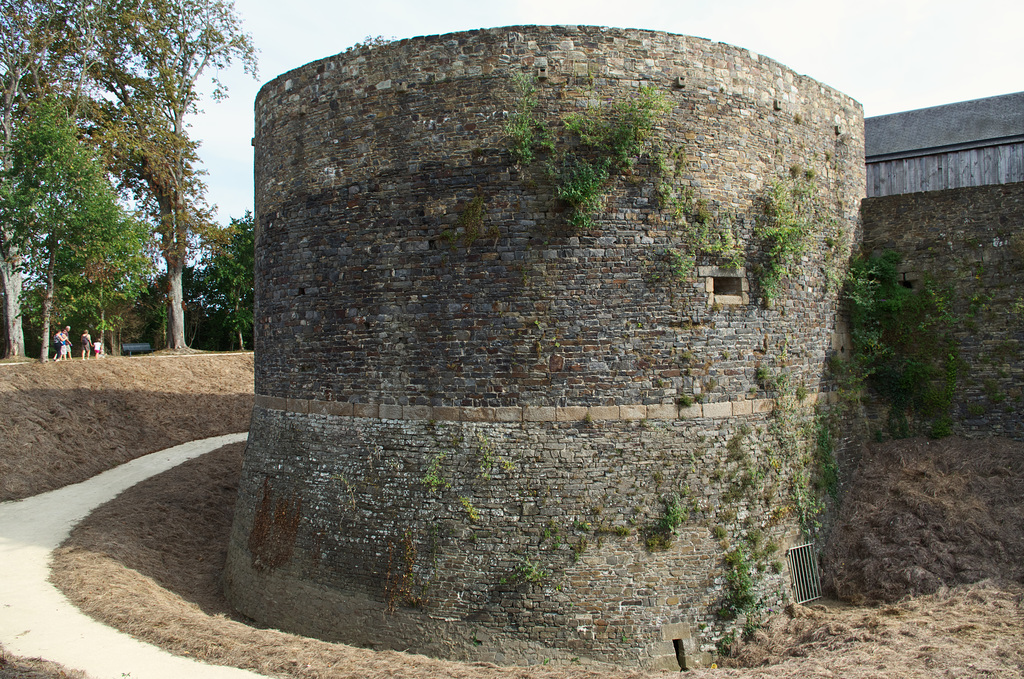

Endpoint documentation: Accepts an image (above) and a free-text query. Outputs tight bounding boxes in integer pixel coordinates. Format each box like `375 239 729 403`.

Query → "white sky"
191 0 1024 225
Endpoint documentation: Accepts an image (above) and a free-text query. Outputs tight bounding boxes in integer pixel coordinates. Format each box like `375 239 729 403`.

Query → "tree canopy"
0 0 257 358
96 0 257 349
2 98 150 360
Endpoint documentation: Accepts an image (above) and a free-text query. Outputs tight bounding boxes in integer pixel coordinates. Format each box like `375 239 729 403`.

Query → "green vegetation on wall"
844 251 960 439
505 76 669 231
754 172 823 304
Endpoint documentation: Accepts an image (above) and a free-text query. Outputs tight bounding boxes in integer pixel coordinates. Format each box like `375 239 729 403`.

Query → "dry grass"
0 352 254 501
0 647 86 679
822 437 1024 603
4 355 1024 678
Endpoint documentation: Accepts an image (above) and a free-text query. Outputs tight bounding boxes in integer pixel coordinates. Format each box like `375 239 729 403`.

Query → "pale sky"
191 0 1024 224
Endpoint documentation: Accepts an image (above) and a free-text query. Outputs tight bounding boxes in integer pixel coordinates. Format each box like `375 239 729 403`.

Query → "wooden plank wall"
866 142 1024 197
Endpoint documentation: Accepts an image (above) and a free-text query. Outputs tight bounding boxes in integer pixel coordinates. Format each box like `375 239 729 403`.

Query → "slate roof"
865 91 1024 161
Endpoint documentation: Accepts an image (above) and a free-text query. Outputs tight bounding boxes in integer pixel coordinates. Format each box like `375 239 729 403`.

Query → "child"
93 338 104 357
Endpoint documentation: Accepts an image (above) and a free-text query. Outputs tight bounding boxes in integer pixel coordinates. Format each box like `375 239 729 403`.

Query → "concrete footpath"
0 432 272 679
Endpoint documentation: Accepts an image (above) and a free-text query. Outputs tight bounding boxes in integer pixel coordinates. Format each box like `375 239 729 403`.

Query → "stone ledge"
252 394 824 423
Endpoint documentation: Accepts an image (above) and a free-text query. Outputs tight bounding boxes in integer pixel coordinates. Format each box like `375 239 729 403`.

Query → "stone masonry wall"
226 403 813 669
861 183 1024 440
226 25 864 670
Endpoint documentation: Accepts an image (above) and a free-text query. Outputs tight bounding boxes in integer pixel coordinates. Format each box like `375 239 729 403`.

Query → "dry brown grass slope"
0 352 254 501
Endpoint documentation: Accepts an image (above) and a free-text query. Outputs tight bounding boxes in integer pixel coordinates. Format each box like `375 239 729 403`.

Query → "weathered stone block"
619 405 647 421
462 407 494 422
646 404 677 420
588 406 620 421
403 405 432 420
323 401 353 417
731 400 753 416
352 403 379 419
524 406 556 422
493 407 523 422
556 406 589 422
432 406 462 422
703 402 732 419
379 404 403 420
679 404 703 419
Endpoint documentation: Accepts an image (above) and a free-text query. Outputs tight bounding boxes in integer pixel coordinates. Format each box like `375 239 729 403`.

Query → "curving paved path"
0 432 272 679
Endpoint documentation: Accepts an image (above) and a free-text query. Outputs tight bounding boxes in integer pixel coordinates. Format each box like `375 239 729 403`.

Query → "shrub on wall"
844 251 960 439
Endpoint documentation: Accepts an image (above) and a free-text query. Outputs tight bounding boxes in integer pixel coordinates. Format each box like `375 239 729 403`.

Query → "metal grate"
786 543 822 604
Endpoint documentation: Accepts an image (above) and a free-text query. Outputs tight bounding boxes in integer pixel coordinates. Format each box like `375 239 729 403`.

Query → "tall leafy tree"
95 0 256 349
0 0 110 357
0 0 54 357
209 211 253 350
3 98 147 361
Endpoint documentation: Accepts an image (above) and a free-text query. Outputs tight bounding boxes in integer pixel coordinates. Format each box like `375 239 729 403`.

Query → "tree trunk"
166 261 186 349
0 260 25 358
234 296 244 350
38 242 57 362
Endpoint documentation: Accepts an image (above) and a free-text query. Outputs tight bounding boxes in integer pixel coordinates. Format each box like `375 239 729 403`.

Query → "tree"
175 212 253 351
95 0 256 349
2 98 147 361
0 0 110 357
0 0 55 358
208 211 253 349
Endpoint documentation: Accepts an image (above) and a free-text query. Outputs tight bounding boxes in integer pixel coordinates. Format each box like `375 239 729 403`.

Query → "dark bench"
121 342 154 356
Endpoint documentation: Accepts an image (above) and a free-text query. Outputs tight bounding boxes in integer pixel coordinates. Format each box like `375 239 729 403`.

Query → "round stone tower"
225 25 864 670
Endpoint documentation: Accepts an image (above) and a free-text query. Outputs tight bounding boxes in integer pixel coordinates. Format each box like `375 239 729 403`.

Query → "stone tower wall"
225 25 864 670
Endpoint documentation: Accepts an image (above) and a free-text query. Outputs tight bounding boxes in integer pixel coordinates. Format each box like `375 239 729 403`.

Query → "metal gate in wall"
786 543 822 604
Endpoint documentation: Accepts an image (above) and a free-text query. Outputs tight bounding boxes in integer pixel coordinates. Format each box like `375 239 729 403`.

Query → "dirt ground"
3 355 1023 678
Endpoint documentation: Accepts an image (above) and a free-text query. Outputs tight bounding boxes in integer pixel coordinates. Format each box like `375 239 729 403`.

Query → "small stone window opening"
714 277 743 296
899 271 920 290
700 266 748 307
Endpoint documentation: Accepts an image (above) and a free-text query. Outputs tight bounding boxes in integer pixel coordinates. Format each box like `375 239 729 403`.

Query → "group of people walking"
53 326 104 361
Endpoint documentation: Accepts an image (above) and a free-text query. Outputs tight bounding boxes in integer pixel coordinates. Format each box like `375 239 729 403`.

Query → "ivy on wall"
843 250 960 439
505 75 668 231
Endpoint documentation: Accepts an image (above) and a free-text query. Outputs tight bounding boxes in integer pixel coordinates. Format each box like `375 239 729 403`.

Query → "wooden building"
865 91 1024 197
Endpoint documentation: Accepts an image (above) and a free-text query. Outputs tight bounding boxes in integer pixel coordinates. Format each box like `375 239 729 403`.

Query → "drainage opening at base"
673 638 685 670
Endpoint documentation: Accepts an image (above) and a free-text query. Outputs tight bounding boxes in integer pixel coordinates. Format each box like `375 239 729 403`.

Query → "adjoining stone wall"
227 25 864 669
861 183 1024 440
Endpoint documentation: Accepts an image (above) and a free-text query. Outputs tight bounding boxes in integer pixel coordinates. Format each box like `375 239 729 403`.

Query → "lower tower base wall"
225 401 815 668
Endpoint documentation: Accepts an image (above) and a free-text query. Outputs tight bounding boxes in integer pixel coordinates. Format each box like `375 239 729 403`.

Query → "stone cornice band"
255 392 838 423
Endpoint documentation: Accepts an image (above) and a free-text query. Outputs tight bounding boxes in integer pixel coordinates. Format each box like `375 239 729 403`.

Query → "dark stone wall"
225 407 812 668
227 25 865 669
861 182 1024 440
249 25 863 409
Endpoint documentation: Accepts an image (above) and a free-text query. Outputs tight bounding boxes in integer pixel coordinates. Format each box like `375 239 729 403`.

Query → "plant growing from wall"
504 77 669 231
720 545 756 619
505 555 548 585
844 250 960 439
422 451 451 492
644 492 689 551
459 496 480 522
504 73 552 165
754 175 818 304
651 150 744 281
552 86 669 230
